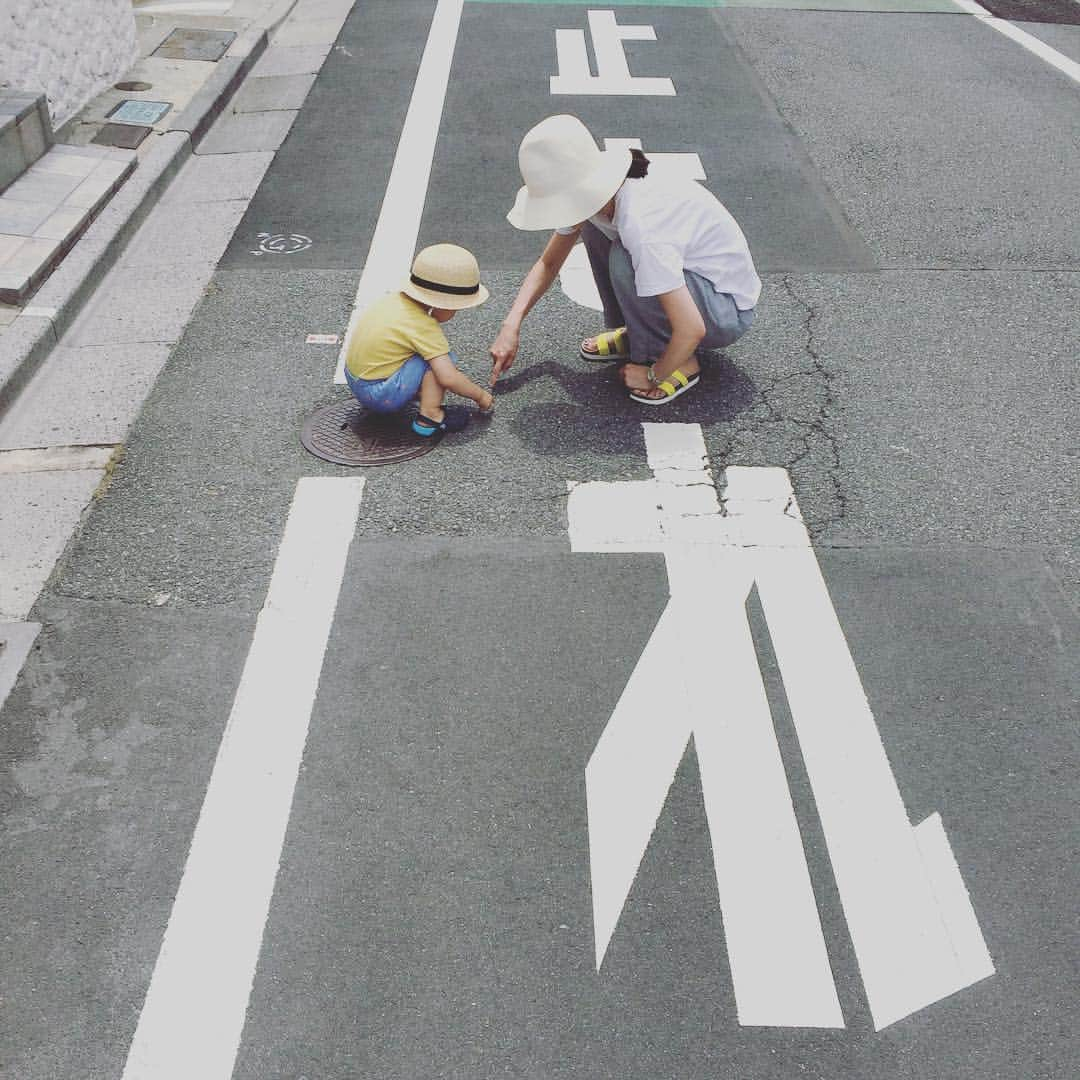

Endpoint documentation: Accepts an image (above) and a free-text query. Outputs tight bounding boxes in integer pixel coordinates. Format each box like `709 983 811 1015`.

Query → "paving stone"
65 159 133 210
0 200 55 236
64 265 210 347
0 342 172 449
0 469 104 620
0 234 27 264
31 150 103 179
2 170 85 205
196 110 297 155
0 237 62 295
230 74 317 113
249 44 332 78
162 150 273 204
271 17 345 47
33 205 93 242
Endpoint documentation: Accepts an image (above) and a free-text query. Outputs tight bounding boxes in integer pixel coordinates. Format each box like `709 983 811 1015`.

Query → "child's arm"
428 354 494 411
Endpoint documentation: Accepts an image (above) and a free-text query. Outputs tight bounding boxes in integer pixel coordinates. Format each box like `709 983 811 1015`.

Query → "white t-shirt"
557 175 761 311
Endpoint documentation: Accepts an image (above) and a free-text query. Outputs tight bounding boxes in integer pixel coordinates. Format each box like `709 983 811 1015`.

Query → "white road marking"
121 477 365 1080
569 423 995 1030
551 10 676 96
573 426 843 1028
952 0 1080 87
335 0 465 383
559 139 704 311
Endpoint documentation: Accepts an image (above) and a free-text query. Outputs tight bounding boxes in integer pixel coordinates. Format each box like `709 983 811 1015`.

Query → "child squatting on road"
344 244 495 436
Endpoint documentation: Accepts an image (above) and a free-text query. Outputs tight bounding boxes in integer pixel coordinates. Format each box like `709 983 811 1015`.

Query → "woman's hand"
476 389 495 413
489 323 520 385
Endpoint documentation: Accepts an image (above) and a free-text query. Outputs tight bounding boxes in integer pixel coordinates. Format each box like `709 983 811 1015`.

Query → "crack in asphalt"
756 275 848 536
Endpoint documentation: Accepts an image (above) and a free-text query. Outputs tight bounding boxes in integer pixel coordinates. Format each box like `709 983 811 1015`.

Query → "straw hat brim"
400 280 490 311
506 146 631 231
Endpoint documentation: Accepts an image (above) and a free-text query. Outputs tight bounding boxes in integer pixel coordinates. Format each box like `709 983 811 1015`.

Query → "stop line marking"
121 477 365 1080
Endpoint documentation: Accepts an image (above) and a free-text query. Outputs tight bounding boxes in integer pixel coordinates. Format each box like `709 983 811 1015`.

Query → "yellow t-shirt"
345 291 450 380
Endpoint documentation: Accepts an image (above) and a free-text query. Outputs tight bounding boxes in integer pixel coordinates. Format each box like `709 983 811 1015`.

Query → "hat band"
410 273 479 296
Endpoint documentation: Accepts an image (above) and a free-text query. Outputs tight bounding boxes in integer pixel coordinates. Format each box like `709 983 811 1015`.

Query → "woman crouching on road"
489 114 761 405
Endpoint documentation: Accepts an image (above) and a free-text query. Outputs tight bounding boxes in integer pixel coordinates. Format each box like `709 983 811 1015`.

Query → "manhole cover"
114 80 153 92
93 122 152 149
300 399 441 466
107 99 171 126
152 27 237 62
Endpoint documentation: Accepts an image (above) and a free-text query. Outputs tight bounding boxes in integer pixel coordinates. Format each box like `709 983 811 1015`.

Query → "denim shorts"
345 353 430 413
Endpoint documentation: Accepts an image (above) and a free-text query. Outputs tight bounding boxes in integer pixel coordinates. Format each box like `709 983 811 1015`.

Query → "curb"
0 20 276 421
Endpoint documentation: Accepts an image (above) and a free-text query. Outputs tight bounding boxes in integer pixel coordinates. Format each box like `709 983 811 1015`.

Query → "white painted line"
914 812 996 987
121 476 364 1080
952 0 1080 86
335 0 464 382
0 445 116 475
578 424 843 1028
753 545 994 1030
551 10 676 96
0 621 42 712
570 423 994 1030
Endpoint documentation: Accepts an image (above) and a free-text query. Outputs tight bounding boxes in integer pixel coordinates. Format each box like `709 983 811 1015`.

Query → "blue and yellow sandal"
628 368 700 406
580 326 630 363
411 406 470 437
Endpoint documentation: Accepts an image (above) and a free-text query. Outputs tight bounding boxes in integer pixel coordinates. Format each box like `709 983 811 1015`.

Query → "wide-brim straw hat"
400 243 489 310
507 114 632 231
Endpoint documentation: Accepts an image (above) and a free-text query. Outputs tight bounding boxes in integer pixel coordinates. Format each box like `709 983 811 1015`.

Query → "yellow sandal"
580 326 630 362
629 368 700 406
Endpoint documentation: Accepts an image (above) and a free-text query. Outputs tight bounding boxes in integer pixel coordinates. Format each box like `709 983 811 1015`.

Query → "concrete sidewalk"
0 0 357 709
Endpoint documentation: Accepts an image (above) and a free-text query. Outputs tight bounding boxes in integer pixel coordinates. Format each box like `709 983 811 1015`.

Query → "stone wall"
0 0 138 128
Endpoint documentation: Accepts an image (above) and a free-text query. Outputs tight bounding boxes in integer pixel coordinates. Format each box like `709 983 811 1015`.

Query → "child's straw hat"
401 244 489 310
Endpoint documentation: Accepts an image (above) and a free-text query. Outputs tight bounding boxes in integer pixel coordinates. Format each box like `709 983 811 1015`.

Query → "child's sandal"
580 326 630 362
411 407 470 436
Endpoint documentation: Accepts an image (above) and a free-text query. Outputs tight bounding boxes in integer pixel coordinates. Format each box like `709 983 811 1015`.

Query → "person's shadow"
495 352 757 459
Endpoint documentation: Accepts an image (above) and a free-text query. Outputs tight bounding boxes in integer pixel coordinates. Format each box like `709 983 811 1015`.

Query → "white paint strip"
335 0 464 382
578 424 843 1028
551 10 676 96
121 476 364 1080
570 423 994 1030
753 545 994 1030
0 445 116 475
952 0 1080 86
914 812 996 986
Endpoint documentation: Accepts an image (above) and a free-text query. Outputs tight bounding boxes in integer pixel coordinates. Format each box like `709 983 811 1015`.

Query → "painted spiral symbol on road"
252 232 312 255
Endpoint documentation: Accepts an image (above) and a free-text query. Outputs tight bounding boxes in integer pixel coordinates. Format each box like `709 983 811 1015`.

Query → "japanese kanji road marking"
551 9 676 96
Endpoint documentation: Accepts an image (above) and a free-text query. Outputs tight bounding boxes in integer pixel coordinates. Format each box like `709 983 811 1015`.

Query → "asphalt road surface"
2 2 1077 1078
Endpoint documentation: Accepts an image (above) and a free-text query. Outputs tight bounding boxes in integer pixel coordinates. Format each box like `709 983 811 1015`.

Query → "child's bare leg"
417 370 446 421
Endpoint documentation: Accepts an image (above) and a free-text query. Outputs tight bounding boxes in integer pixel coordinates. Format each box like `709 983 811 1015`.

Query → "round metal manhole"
114 80 153 92
300 399 441 466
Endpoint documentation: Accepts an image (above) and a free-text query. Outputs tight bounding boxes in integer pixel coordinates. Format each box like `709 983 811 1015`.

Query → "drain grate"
92 122 153 149
300 399 441 466
107 99 171 126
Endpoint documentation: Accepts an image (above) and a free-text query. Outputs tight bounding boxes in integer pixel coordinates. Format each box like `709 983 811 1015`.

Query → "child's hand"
477 390 495 414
